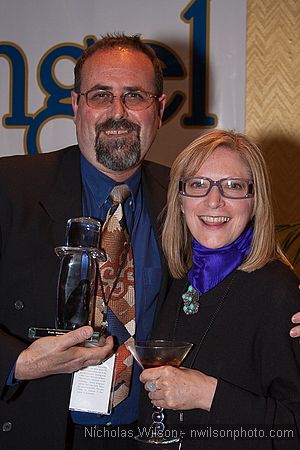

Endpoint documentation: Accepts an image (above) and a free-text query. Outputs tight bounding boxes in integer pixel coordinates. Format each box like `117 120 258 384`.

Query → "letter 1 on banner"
181 0 217 127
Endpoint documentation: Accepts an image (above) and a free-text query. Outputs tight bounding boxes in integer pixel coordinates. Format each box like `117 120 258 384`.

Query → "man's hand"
290 313 300 337
15 326 114 380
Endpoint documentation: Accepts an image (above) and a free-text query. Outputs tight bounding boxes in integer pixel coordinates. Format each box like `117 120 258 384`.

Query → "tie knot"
110 184 131 204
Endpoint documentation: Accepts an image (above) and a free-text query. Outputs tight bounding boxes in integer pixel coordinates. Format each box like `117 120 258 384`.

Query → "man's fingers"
59 326 94 349
292 312 300 324
290 325 300 337
81 336 114 367
140 367 161 384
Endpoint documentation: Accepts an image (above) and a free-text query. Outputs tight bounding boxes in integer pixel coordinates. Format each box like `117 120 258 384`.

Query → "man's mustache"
95 118 140 134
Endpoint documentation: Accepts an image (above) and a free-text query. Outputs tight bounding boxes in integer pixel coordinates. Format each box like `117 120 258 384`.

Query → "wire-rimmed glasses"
77 89 159 111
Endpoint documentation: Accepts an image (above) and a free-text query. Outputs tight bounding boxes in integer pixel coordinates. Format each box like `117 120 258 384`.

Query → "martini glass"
127 339 193 445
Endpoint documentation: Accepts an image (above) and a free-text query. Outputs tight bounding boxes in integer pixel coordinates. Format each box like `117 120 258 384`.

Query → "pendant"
182 285 200 315
92 302 108 337
100 304 109 336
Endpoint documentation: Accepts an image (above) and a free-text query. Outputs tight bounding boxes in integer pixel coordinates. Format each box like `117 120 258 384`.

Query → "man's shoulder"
0 145 79 183
0 145 79 171
0 145 80 197
142 160 170 189
143 159 170 174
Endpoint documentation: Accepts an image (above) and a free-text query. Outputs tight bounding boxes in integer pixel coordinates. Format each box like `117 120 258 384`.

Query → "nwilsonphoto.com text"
84 425 296 441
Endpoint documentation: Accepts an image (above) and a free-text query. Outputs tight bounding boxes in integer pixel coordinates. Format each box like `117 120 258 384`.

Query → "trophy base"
28 327 100 344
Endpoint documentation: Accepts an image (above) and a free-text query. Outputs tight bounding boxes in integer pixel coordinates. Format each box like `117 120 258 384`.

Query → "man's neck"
88 158 143 182
98 165 142 182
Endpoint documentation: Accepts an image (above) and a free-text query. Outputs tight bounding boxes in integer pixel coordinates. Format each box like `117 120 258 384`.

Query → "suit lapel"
142 161 171 317
141 161 169 230
39 145 83 246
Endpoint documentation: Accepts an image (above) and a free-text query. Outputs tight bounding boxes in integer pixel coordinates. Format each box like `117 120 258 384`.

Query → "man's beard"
94 119 141 171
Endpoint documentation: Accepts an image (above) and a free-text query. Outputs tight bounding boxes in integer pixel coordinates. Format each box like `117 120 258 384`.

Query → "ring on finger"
145 380 157 392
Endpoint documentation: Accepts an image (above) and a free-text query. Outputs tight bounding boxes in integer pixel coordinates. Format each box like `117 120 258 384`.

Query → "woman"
139 130 300 449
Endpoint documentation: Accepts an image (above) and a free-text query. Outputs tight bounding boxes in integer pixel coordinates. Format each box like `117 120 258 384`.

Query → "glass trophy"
28 217 106 343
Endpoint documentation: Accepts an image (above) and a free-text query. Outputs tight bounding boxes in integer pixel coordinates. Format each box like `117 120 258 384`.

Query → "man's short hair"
74 33 163 96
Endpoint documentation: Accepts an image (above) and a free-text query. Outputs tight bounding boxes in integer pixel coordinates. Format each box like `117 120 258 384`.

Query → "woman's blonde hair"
162 130 291 278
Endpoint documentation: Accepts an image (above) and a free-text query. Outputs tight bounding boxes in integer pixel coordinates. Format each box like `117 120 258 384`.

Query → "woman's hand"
140 366 217 412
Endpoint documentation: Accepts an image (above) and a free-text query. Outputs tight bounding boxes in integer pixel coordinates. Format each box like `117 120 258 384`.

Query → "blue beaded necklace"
182 285 200 315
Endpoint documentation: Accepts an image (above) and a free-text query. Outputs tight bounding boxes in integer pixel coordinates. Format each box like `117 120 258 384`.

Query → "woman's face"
181 147 254 249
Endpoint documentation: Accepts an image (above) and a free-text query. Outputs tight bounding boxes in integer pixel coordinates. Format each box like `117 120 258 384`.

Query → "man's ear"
157 94 166 129
71 91 79 122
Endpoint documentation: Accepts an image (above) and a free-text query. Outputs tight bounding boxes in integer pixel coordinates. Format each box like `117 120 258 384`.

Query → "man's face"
72 48 166 179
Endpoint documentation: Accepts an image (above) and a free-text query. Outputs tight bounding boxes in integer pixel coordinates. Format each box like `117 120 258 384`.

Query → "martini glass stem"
151 406 165 434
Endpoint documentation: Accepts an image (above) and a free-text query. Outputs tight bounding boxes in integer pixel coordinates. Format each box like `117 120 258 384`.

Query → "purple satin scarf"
188 225 253 295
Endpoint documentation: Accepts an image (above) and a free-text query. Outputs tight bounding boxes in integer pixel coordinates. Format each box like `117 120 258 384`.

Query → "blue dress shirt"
71 155 161 425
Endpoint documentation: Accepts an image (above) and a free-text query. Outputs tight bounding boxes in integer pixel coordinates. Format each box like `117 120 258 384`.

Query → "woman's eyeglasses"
179 177 254 199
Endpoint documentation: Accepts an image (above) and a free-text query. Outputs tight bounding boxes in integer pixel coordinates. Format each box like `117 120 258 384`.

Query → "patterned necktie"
95 184 135 407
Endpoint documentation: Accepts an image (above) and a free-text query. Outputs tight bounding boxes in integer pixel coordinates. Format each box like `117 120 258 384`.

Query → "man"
0 34 169 450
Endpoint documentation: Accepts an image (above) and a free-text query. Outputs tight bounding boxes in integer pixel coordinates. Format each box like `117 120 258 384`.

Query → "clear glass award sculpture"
28 217 106 342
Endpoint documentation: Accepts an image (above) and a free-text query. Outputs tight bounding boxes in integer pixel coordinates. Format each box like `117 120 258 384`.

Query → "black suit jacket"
0 145 170 450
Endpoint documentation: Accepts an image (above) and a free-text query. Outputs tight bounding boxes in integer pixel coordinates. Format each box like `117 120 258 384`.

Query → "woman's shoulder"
240 259 298 285
237 260 299 311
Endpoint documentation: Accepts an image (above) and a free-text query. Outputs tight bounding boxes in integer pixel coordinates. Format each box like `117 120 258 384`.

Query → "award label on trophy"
28 217 106 343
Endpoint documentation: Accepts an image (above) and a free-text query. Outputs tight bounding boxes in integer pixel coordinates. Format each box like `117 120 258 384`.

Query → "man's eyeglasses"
77 89 159 111
179 177 255 199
